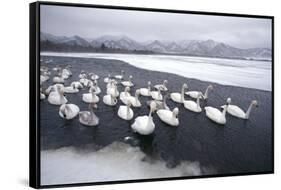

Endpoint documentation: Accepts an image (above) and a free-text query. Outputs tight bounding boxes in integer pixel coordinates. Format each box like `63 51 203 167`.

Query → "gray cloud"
41 5 272 49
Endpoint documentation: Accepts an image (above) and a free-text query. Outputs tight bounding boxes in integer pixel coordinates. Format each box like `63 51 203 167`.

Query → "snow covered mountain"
40 32 272 60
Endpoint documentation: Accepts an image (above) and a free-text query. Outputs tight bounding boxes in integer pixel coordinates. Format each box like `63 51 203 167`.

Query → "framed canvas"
29 1 274 188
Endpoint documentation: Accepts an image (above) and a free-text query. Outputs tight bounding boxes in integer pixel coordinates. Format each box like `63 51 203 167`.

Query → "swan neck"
204 86 211 99
196 96 200 108
245 102 254 119
126 104 130 118
222 104 228 117
163 96 169 110
181 86 185 102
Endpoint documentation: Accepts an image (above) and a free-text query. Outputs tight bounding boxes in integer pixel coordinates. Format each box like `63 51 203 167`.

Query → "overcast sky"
41 5 272 49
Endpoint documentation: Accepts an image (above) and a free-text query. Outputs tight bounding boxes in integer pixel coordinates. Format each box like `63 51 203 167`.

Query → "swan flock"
40 61 259 135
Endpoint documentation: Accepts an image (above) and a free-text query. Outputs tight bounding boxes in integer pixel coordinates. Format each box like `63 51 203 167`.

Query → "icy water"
40 55 273 185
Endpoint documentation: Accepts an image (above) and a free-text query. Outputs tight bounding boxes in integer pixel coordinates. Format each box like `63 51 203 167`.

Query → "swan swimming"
120 87 131 104
157 107 179 126
183 92 203 113
45 84 64 95
170 83 188 103
151 87 163 101
221 99 258 119
124 89 141 107
103 94 118 106
82 87 99 103
139 81 151 96
205 98 231 125
64 83 79 93
53 75 64 84
104 74 111 83
79 103 99 126
154 80 168 91
117 101 134 120
106 83 119 97
48 85 68 105
121 75 134 87
131 101 157 135
59 103 80 120
71 81 83 89
186 85 213 100
147 94 170 111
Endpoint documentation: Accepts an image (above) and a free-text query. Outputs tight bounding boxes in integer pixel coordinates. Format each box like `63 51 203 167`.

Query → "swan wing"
227 105 246 118
185 91 199 99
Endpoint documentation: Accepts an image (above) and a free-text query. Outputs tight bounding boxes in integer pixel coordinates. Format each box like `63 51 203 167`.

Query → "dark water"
40 55 273 176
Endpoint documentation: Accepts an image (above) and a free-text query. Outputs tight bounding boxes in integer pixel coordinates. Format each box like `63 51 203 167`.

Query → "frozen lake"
41 52 272 91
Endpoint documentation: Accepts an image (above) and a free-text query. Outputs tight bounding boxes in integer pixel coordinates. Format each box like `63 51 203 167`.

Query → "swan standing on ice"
186 85 213 100
170 83 188 103
64 83 79 93
131 101 157 135
115 70 125 80
147 94 170 111
104 74 111 83
79 103 99 126
154 80 168 91
183 92 203 113
157 107 179 126
82 87 99 103
48 85 68 105
121 75 134 87
118 101 134 120
139 81 151 96
59 103 80 120
205 98 231 125
221 99 258 119
103 94 118 106
120 87 131 104
151 87 163 101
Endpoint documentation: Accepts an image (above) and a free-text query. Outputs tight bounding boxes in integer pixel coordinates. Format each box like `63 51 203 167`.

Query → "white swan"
71 81 83 89
154 80 168 91
89 80 101 95
221 99 258 119
64 83 79 93
139 81 151 96
147 94 170 111
53 76 64 84
89 73 99 80
40 74 49 84
124 90 141 107
151 88 163 101
79 103 99 126
183 92 203 113
170 83 188 103
104 74 111 83
59 103 80 120
186 85 213 100
117 101 134 120
131 101 157 135
106 83 119 97
48 85 68 105
115 70 125 80
103 94 118 106
78 70 86 79
121 75 134 87
82 87 99 103
120 87 131 104
205 98 231 125
45 84 64 95
157 107 179 126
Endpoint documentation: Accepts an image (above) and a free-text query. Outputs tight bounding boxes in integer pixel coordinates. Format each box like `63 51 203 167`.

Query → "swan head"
172 107 179 119
108 74 111 77
129 75 133 79
208 85 214 90
226 98 231 105
163 80 168 85
252 100 258 107
150 101 157 112
182 83 188 89
148 81 151 85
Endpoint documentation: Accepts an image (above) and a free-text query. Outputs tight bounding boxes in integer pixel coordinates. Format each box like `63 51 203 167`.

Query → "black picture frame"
29 1 274 189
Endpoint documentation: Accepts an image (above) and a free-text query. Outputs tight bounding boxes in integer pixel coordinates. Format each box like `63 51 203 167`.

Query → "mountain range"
40 32 272 60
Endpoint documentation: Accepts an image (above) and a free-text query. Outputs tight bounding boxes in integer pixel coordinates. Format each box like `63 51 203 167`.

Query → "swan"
121 75 134 87
52 65 61 72
123 90 141 107
147 94 170 111
139 81 151 96
61 68 71 79
131 101 157 135
64 83 79 93
59 103 80 120
82 87 99 103
53 76 64 84
183 92 203 113
89 73 99 80
104 74 111 83
117 101 134 120
71 81 83 89
103 94 118 106
221 99 258 119
186 85 213 100
170 83 188 103
115 70 125 80
79 70 86 79
48 85 68 105
79 103 99 126
156 107 179 126
89 80 101 94
120 87 131 104
205 98 231 125
106 83 119 97
45 84 64 95
151 88 163 101
40 74 49 84
154 80 168 91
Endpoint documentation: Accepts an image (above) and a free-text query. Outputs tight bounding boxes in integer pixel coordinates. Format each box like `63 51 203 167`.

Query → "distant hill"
40 32 272 60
